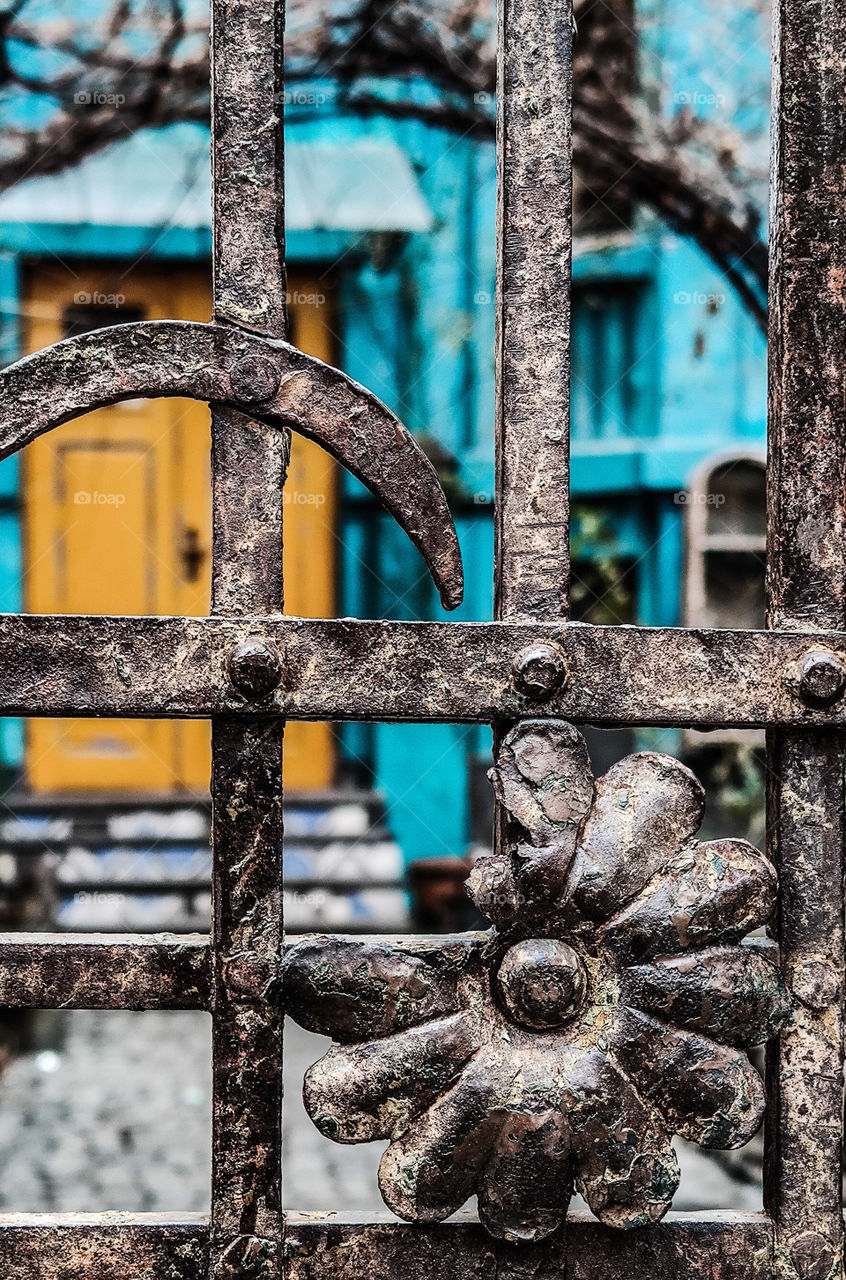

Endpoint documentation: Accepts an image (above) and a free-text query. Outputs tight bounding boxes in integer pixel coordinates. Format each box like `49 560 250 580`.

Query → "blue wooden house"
0 0 770 875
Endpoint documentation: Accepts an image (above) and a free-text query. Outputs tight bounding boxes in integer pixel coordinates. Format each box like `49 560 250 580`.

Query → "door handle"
179 524 206 583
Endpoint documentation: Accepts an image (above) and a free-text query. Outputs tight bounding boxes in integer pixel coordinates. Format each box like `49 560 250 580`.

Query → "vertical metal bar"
490 4 572 1273
211 0 286 337
764 4 846 1278
209 0 287 1275
494 0 573 621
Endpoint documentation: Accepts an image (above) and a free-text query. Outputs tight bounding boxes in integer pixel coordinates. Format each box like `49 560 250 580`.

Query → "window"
684 450 766 631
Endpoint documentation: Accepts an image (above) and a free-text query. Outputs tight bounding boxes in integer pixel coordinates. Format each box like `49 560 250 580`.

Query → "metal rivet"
788 1232 836 1280
511 641 568 699
229 354 281 403
228 636 282 699
796 650 846 708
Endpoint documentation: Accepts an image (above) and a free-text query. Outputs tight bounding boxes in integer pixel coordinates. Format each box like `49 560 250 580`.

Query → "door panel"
281 285 336 791
23 263 335 794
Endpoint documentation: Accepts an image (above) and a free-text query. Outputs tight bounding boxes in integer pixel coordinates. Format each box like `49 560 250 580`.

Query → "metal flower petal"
563 1050 681 1229
283 720 790 1243
378 1050 516 1223
611 1008 766 1149
566 752 705 921
303 1012 481 1142
478 1105 571 1242
598 838 778 965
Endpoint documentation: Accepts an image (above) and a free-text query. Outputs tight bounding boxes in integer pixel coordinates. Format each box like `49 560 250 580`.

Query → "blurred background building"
0 0 771 932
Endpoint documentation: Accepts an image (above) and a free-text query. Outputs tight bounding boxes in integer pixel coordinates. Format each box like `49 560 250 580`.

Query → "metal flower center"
495 938 587 1029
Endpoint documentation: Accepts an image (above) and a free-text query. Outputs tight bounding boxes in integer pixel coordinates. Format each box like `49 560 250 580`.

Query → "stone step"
0 792 408 933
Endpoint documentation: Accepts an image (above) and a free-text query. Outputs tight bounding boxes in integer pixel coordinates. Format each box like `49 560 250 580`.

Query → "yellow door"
23 263 335 794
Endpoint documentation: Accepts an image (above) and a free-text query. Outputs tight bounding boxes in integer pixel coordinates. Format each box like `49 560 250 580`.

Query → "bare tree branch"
0 0 769 328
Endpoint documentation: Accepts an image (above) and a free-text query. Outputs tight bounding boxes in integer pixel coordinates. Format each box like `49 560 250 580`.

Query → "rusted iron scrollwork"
284 720 789 1244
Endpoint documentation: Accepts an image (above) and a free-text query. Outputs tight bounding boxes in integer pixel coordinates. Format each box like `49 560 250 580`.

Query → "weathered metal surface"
211 722 284 1278
764 2 846 1278
7 617 846 726
228 637 284 700
0 934 211 1009
0 1212 775 1280
764 733 845 1280
208 0 287 1273
283 1213 774 1280
0 0 841 1262
210 0 285 337
0 321 463 610
495 0 572 621
0 1215 208 1280
284 722 788 1244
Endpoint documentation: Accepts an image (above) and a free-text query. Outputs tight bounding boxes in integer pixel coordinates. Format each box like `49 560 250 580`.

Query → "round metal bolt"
229 354 281 403
496 938 587 1029
788 1233 836 1280
797 649 846 708
511 641 568 699
228 636 282 700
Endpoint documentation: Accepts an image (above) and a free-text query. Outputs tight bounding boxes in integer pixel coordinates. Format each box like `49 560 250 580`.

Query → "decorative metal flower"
282 720 790 1244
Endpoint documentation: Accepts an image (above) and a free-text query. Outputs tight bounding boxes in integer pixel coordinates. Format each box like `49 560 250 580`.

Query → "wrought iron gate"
0 0 842 1276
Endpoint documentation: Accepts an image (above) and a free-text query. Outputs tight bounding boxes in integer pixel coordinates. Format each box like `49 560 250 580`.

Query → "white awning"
0 122 433 234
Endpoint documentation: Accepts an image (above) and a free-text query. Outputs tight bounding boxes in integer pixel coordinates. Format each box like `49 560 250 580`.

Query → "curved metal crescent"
0 320 464 610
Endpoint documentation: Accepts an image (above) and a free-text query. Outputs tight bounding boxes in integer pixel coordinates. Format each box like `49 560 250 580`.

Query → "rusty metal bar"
763 2 846 1277
209 0 286 1273
210 722 284 1278
0 1215 208 1280
494 0 573 620
4 615 846 726
0 934 211 1009
210 0 285 335
283 1213 773 1280
0 1213 772 1280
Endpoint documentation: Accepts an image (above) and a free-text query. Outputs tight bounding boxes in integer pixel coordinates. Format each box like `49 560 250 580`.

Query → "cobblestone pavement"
0 1010 761 1215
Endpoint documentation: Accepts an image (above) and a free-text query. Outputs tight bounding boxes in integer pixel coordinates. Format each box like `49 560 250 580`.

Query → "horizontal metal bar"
0 1214 208 1280
2 614 846 727
284 1213 773 1278
0 931 783 1007
0 934 211 1009
0 934 479 1011
0 1213 773 1279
